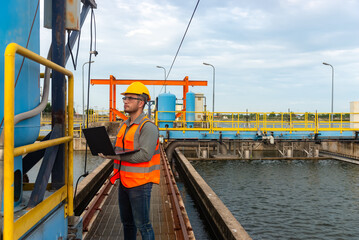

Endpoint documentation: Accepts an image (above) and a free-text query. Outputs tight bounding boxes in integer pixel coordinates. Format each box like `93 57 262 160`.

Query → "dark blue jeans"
118 181 154 240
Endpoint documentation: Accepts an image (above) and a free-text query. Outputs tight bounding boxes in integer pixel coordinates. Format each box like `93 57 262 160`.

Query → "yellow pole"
68 75 74 216
4 43 16 240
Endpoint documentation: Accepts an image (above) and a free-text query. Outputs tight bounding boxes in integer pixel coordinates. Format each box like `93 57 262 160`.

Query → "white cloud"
38 0 359 113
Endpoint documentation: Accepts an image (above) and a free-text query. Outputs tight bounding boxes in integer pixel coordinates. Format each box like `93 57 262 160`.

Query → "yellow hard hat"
121 82 151 101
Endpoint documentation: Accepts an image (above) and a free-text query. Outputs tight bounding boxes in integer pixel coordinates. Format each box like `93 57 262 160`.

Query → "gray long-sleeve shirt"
114 112 159 164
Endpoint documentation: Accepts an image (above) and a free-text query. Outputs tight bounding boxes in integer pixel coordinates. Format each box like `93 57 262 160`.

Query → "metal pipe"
165 140 228 163
51 0 66 188
323 62 334 118
203 62 215 113
156 65 167 93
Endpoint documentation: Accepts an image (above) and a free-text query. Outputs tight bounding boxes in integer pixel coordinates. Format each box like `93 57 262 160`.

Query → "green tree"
269 112 276 118
86 109 94 115
43 102 52 113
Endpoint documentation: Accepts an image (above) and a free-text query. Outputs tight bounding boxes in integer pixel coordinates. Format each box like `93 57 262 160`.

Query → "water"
189 159 359 240
176 181 214 240
27 150 104 186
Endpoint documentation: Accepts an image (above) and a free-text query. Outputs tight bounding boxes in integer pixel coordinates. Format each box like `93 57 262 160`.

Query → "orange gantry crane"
90 75 208 121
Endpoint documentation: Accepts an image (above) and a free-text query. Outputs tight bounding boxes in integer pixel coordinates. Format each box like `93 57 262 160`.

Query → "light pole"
323 62 334 121
203 62 216 113
82 61 94 127
156 66 167 92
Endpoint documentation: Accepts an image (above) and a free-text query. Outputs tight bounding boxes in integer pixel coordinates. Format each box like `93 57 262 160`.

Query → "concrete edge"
174 149 252 240
74 159 113 215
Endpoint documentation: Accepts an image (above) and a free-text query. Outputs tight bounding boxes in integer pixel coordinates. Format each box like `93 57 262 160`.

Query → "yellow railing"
41 110 110 138
3 43 74 240
155 111 359 133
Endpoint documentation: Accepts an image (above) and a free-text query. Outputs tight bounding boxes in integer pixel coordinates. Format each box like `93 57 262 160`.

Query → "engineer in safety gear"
99 82 159 240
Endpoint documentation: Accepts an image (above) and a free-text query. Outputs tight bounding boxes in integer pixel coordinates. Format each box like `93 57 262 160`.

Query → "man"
99 82 160 240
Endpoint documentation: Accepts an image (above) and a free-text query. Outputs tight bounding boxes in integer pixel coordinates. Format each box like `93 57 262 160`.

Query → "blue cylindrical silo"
186 92 195 128
157 93 176 128
0 1 40 207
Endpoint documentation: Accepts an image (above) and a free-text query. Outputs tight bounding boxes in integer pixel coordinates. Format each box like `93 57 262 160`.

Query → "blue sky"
41 0 359 113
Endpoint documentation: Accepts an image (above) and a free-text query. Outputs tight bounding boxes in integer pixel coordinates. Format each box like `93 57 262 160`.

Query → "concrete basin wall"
174 149 251 240
320 141 359 158
74 159 113 215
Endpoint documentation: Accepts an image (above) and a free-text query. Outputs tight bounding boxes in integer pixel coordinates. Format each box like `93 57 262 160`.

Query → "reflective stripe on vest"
110 116 160 187
110 122 125 184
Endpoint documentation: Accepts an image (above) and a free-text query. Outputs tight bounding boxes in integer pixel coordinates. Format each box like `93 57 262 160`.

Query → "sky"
40 0 359 114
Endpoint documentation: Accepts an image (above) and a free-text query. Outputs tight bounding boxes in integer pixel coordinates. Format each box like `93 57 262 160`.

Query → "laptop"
82 126 139 156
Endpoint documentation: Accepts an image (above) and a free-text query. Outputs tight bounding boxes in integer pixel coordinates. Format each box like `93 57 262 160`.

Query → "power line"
160 0 201 93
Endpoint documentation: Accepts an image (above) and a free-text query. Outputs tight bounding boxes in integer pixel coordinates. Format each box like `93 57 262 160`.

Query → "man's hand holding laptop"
98 153 120 160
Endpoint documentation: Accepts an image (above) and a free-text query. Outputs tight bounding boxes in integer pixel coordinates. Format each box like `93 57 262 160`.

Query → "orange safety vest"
110 116 160 187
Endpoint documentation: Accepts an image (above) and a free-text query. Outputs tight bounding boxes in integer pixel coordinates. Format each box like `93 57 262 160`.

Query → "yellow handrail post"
232 113 234 128
182 111 185 128
315 111 318 133
3 43 75 239
155 111 158 126
329 113 332 129
68 74 74 216
289 112 292 134
4 42 16 240
210 112 213 133
264 113 267 130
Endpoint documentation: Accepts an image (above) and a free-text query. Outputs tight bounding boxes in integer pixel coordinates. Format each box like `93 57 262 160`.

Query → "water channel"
178 158 359 240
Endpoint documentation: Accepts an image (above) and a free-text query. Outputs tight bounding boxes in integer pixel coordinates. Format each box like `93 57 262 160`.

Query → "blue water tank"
186 92 195 128
157 93 176 128
0 1 40 207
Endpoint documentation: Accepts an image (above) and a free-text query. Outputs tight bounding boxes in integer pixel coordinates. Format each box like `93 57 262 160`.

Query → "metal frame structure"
3 43 74 239
90 75 208 121
156 111 359 140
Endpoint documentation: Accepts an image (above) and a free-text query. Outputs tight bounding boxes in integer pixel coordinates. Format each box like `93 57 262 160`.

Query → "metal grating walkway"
85 169 176 240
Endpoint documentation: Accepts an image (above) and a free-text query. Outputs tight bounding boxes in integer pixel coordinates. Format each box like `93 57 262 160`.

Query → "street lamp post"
156 66 167 92
82 61 94 127
323 62 334 122
203 62 216 113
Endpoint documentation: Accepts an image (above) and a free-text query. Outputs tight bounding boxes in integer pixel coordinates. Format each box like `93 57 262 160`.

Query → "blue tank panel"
24 204 68 240
186 92 195 128
158 93 176 128
0 1 40 147
0 1 40 207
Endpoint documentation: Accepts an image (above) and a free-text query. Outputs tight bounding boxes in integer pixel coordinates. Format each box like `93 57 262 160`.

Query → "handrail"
155 111 359 133
3 43 74 240
160 144 191 239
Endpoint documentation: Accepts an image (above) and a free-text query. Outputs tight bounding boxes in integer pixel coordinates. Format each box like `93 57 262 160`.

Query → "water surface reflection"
191 159 359 239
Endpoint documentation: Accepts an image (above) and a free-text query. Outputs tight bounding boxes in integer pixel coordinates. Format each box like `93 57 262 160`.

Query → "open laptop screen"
82 126 139 156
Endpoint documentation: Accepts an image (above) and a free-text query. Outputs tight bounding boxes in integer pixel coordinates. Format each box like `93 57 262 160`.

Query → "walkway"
84 169 176 239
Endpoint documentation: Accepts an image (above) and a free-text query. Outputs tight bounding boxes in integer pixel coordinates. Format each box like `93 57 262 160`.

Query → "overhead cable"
74 7 98 201
160 0 201 93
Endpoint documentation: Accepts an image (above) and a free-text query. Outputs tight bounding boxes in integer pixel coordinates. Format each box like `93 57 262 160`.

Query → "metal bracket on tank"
355 131 359 140
166 130 170 140
314 133 321 144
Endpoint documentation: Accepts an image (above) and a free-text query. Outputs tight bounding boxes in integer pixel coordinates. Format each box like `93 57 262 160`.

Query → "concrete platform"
85 170 176 239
